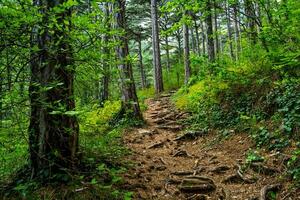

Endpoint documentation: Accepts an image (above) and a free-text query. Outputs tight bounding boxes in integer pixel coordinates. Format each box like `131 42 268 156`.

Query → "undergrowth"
173 47 300 184
0 101 137 199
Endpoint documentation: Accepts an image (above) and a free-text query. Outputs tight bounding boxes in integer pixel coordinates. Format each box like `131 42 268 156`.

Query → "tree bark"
206 0 215 62
99 2 110 106
226 1 235 60
190 27 196 54
213 0 220 57
200 19 206 56
29 0 79 176
193 18 201 56
183 22 191 84
233 0 241 59
176 29 182 57
165 35 171 72
151 0 163 93
138 35 147 89
116 0 142 119
244 0 257 43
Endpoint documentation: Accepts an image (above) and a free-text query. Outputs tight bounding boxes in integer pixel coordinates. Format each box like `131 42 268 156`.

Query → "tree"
151 0 164 93
115 0 142 119
99 2 111 106
225 0 235 60
206 0 215 62
137 33 147 89
28 0 79 175
183 13 191 84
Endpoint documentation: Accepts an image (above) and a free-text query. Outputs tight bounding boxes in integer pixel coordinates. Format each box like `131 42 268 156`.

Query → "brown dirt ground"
122 94 300 200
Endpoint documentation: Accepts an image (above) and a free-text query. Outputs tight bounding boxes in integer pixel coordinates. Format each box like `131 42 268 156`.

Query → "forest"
0 0 299 199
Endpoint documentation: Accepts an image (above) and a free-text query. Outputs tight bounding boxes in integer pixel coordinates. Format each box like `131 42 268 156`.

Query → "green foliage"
137 87 155 111
79 101 121 134
163 65 184 91
246 150 265 164
288 147 300 184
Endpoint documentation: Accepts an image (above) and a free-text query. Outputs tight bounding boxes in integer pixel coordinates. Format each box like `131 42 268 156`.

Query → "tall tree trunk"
116 0 142 119
151 0 163 93
226 1 235 60
206 0 215 62
183 22 191 84
165 35 171 72
176 29 182 57
245 0 257 43
233 1 241 60
213 0 220 57
190 27 197 54
138 35 147 89
193 18 201 56
29 0 79 176
200 19 206 56
99 2 110 106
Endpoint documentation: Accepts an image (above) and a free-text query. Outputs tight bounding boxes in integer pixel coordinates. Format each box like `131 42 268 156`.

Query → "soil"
122 93 300 200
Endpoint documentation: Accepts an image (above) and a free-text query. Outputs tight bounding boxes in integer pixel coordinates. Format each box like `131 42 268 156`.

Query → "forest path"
122 92 283 200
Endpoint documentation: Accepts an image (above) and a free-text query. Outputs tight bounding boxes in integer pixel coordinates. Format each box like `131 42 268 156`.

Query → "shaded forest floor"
122 92 300 200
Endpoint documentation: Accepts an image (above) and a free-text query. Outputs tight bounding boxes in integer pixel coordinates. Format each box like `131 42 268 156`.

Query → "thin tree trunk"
200 19 206 56
245 0 257 43
165 35 171 72
226 1 235 60
190 27 197 54
116 0 142 119
213 0 220 57
29 0 79 176
183 22 191 84
193 18 201 56
176 29 182 57
233 1 241 60
99 2 110 106
138 36 147 89
206 0 215 62
151 0 163 93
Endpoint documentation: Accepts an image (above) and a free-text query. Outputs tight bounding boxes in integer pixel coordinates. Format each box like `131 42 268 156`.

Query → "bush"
79 100 121 134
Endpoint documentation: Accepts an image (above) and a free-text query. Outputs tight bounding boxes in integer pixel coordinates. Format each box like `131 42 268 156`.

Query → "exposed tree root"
259 184 281 200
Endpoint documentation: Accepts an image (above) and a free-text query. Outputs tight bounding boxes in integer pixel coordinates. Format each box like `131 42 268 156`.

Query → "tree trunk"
245 0 257 43
151 0 163 93
213 0 220 57
226 1 235 60
183 22 191 84
99 2 110 106
116 0 142 119
206 0 215 62
29 0 79 176
138 35 147 89
165 35 171 72
190 28 196 54
99 2 111 106
176 29 182 57
200 19 206 56
193 18 201 56
233 1 241 59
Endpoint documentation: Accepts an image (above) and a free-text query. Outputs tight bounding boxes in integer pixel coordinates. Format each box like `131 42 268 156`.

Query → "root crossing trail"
122 93 294 200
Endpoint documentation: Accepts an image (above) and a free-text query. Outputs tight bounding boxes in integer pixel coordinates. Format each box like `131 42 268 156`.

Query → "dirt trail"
123 93 298 200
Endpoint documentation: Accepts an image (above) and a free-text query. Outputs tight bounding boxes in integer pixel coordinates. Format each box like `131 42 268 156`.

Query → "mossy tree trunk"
115 0 142 119
29 0 79 177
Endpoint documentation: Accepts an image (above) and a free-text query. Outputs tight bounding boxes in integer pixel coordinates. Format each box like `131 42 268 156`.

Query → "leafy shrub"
288 147 300 184
173 52 299 151
79 100 121 134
